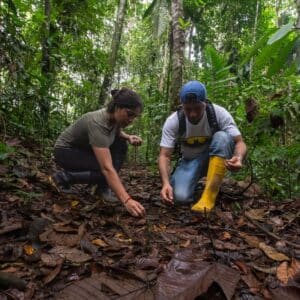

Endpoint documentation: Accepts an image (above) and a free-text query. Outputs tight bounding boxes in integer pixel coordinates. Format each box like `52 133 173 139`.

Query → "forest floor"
0 137 300 300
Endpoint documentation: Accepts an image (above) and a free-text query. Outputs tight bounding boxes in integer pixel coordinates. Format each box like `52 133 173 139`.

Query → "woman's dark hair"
107 88 143 113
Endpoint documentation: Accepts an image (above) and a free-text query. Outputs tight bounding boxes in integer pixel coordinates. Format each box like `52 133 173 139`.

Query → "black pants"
54 136 127 189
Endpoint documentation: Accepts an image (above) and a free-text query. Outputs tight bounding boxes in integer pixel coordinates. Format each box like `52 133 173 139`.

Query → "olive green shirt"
55 108 119 149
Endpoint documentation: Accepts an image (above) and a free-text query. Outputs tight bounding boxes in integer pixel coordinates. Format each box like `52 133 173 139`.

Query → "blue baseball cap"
179 80 207 103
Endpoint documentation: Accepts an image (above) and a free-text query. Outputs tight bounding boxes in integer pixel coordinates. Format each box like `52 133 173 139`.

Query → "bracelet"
124 196 132 204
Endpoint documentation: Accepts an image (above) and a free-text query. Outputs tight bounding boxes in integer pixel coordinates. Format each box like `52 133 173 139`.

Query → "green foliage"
267 22 294 44
199 45 238 107
1 0 299 200
143 0 170 38
0 142 15 161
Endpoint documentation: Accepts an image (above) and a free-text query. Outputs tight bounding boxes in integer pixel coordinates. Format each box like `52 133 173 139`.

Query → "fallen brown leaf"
156 249 240 300
43 258 64 284
239 232 261 248
92 238 109 248
49 246 92 263
277 258 300 284
245 209 267 221
259 242 290 261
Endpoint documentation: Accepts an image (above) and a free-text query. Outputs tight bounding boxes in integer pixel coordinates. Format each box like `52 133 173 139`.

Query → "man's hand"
128 135 142 146
160 183 174 205
225 155 243 172
124 199 146 217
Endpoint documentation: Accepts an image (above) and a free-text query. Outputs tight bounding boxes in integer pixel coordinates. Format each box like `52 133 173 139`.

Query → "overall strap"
205 100 220 134
177 106 186 139
177 101 219 139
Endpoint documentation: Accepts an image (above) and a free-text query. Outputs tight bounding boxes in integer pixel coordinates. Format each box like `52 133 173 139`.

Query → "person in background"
158 80 247 212
52 87 145 217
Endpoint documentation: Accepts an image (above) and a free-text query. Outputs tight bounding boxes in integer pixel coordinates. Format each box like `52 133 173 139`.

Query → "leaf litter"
0 140 299 299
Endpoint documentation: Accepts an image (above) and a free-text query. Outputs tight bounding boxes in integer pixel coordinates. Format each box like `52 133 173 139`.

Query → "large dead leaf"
43 258 64 284
39 229 80 247
268 283 300 300
39 223 85 248
241 272 261 294
49 246 92 263
57 272 153 300
41 253 63 267
259 242 290 261
239 232 261 248
277 259 300 284
156 250 240 300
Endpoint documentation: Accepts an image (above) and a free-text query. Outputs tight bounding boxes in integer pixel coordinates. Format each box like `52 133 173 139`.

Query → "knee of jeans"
173 187 193 204
213 131 232 143
210 131 234 158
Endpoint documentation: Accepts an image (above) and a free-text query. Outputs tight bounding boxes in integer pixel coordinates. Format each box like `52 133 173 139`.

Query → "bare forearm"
120 131 129 141
159 155 171 185
101 167 129 204
234 140 247 160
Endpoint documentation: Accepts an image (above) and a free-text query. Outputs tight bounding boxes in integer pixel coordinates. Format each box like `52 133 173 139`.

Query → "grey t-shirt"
55 108 119 149
160 104 241 159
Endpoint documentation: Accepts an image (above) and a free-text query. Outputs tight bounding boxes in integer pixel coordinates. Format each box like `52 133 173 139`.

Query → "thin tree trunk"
170 0 185 111
296 0 300 28
188 25 194 61
249 0 260 80
295 0 300 73
159 35 170 93
99 0 127 106
275 0 282 27
40 0 51 125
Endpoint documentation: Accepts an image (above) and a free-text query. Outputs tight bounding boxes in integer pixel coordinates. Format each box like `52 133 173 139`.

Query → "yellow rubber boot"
191 156 226 213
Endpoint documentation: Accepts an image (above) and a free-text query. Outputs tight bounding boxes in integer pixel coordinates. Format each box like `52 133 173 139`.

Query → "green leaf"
267 22 294 45
143 0 158 19
178 17 190 30
241 28 277 65
214 77 237 84
267 36 297 76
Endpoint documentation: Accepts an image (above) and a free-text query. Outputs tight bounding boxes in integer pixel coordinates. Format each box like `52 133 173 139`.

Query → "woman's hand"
124 198 146 217
128 135 142 146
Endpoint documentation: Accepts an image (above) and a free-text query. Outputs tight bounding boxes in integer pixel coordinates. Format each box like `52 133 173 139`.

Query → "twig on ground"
204 209 217 260
245 211 300 249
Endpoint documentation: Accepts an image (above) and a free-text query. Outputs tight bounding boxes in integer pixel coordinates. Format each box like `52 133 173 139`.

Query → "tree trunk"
170 0 185 111
295 0 300 73
296 0 300 28
39 0 51 125
188 25 194 61
249 0 260 80
275 0 282 27
158 34 170 93
99 0 127 106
